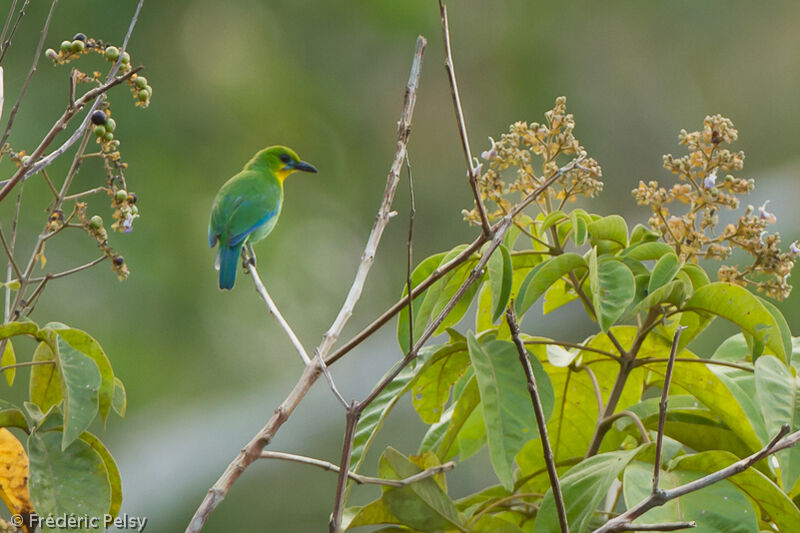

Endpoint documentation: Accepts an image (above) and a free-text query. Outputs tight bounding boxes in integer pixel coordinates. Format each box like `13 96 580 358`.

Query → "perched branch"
186 35 427 533
438 0 491 236
245 257 311 366
507 305 568 533
653 327 685 492
594 425 800 533
259 450 455 487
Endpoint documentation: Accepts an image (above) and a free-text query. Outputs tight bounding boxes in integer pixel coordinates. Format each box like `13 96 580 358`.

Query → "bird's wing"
209 169 282 247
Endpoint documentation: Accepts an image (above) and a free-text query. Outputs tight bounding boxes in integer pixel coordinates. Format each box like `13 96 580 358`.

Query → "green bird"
208 146 317 290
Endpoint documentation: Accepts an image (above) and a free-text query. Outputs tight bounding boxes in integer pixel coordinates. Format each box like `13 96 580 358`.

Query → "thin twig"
0 359 53 373
26 255 106 283
615 523 695 532
574 363 604 413
634 357 753 373
40 169 60 199
438 0 491 236
653 327 684 493
329 404 360 533
259 450 454 487
0 226 22 281
244 258 311 366
405 152 415 353
507 305 568 533
0 0 26 64
186 36 427 533
63 186 107 201
0 0 56 149
594 426 800 533
604 410 651 444
524 339 620 362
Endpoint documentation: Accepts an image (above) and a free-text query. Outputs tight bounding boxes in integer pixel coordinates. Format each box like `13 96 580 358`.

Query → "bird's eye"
279 154 292 164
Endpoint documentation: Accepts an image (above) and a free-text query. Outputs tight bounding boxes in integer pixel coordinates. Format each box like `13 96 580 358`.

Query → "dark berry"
90 110 107 125
127 192 137 204
73 33 87 42
113 256 124 266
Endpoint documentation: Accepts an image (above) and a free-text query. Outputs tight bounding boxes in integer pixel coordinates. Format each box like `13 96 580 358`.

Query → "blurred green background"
2 0 799 530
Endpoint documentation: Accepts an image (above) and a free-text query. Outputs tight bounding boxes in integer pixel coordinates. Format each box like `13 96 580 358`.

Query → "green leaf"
436 376 481 461
589 254 636 332
113 377 127 417
515 253 586 316
540 211 567 233
670 450 800 532
350 347 434 473
620 241 673 261
80 431 122 518
683 282 786 362
1 339 15 386
623 461 758 532
0 400 27 431
489 245 513 323
472 515 524 532
29 342 61 413
397 252 448 354
536 447 642 533
758 297 793 361
542 279 578 315
55 335 101 449
570 210 588 246
53 328 115 423
412 342 470 424
587 214 628 248
343 497 402 530
629 224 662 245
380 447 464 532
28 430 111 526
0 320 39 339
430 262 482 336
754 355 800 491
648 252 681 294
467 335 548 490
624 279 687 320
679 263 710 290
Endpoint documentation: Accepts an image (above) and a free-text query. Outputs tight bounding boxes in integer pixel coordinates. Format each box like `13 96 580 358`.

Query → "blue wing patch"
227 210 276 247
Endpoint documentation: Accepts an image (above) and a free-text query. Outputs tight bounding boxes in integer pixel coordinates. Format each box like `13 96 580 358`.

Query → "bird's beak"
292 160 318 173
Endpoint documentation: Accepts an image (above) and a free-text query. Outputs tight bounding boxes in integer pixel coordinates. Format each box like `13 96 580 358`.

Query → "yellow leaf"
0 428 33 518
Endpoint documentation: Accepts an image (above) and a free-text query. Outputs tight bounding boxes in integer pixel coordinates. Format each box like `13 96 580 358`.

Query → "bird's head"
248 146 318 182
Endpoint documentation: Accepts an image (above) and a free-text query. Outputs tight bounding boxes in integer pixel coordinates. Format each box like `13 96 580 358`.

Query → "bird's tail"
218 244 242 290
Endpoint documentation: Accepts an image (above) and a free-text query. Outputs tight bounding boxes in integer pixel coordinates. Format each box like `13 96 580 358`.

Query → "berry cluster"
633 115 797 299
44 32 151 108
